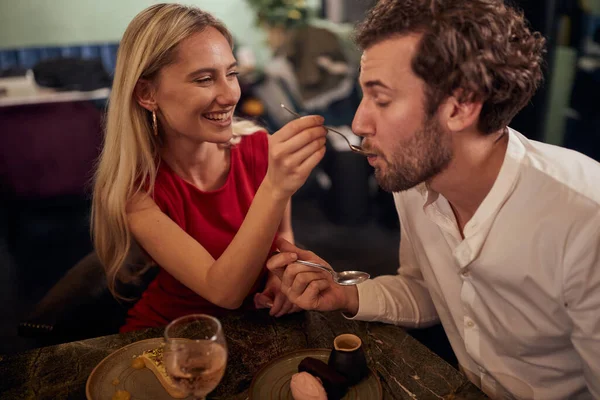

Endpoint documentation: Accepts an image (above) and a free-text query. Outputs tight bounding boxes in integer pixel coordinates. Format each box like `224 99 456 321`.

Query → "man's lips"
367 154 378 166
361 146 378 157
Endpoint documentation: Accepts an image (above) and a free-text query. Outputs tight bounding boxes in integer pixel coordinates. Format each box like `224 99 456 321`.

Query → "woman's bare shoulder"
126 191 160 215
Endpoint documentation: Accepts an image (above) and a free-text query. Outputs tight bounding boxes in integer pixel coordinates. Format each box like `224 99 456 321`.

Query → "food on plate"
290 372 327 400
111 377 120 386
131 356 146 369
139 346 187 399
298 357 349 400
111 389 131 400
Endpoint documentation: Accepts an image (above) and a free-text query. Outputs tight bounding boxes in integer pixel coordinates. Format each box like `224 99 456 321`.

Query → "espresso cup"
327 333 369 385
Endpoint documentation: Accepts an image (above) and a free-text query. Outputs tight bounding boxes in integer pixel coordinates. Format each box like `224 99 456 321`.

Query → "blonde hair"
92 3 261 298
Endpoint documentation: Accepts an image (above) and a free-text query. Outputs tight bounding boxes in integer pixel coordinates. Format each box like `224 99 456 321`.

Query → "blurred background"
0 0 598 367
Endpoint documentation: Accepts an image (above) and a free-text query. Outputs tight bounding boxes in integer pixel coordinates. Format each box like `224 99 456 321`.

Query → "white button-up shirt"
353 129 600 399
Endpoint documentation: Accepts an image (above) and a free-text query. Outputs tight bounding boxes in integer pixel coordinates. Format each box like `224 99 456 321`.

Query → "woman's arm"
127 181 288 309
254 198 300 316
278 200 295 245
127 116 326 309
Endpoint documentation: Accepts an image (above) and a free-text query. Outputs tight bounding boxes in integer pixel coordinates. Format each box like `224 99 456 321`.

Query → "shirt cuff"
343 279 382 321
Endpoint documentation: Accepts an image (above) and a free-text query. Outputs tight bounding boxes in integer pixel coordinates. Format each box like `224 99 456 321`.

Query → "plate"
86 338 192 400
249 348 382 399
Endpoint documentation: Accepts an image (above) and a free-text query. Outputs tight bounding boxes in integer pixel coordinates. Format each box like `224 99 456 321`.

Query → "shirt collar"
464 128 526 232
417 128 526 229
419 182 439 210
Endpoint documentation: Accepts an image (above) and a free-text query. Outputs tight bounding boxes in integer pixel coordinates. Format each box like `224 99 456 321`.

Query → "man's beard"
375 114 452 193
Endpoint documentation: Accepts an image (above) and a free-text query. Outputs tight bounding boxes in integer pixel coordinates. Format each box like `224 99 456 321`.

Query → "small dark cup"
328 333 369 385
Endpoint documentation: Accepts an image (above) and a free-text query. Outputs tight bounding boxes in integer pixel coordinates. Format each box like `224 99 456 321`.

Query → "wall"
0 0 320 66
544 46 578 145
589 0 600 15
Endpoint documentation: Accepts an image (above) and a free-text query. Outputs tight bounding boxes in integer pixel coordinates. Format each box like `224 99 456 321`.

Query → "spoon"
272 251 370 286
280 104 375 157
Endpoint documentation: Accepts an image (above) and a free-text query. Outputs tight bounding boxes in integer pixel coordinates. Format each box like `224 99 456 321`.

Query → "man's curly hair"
355 0 547 134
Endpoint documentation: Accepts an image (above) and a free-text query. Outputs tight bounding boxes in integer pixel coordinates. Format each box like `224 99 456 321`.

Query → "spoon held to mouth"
280 104 374 157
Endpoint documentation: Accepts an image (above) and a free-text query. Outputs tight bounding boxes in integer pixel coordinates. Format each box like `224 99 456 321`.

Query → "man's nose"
352 100 373 138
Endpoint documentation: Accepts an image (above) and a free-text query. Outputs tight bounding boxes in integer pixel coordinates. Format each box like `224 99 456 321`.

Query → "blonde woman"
92 3 326 332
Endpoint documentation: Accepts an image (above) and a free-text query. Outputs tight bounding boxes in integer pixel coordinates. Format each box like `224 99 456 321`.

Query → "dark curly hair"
355 0 547 134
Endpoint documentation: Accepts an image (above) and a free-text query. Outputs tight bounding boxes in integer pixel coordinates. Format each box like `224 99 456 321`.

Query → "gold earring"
152 110 158 136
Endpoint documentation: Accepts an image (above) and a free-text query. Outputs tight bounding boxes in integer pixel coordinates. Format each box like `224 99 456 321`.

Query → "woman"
92 3 327 332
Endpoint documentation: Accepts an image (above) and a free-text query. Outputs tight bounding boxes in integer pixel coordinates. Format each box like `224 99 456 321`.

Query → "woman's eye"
228 71 240 78
375 101 390 108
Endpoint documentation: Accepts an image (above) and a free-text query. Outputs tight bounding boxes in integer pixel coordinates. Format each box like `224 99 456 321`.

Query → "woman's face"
152 27 241 144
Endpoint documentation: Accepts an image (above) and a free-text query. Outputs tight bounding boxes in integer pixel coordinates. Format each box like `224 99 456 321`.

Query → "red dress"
121 131 273 332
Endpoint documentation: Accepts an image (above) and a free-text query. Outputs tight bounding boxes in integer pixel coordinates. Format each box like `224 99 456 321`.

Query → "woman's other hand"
254 271 302 317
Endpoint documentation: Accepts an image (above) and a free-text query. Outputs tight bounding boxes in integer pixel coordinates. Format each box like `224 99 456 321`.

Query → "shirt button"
466 320 475 328
461 269 470 277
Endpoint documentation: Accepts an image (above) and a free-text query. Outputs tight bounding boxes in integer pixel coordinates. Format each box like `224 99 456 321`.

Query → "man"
267 0 600 398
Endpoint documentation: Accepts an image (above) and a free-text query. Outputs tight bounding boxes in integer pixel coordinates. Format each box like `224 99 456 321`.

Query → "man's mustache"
360 142 378 156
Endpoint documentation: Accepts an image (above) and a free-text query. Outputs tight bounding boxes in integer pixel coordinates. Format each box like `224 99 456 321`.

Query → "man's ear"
438 92 483 133
134 79 157 112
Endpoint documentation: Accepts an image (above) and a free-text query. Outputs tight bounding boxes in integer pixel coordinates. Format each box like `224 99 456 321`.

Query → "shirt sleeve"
150 167 183 227
564 211 600 397
349 194 439 328
152 179 174 219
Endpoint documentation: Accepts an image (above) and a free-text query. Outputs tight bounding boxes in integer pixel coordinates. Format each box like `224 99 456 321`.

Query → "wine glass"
164 314 228 400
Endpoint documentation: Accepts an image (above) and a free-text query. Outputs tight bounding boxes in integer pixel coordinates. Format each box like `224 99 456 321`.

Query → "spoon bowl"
335 270 371 285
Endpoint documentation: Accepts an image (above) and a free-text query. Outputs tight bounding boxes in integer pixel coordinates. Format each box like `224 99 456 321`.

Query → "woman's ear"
134 79 157 112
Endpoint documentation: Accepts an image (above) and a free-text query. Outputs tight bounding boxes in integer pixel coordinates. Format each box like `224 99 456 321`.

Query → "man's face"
353 34 453 192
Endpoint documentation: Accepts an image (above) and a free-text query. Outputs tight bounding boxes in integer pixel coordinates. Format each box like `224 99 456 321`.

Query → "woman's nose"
216 79 240 106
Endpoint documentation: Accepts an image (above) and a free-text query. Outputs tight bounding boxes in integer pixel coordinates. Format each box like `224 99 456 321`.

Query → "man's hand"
266 237 359 315
254 271 302 317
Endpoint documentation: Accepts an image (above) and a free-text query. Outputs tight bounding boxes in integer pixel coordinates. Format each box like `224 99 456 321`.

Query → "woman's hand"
254 271 302 317
265 116 327 199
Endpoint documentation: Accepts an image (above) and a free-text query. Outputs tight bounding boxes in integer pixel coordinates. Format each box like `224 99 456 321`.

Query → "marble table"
0 310 486 399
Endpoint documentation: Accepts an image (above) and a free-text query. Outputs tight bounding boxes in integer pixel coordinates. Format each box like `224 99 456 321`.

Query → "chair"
18 250 156 346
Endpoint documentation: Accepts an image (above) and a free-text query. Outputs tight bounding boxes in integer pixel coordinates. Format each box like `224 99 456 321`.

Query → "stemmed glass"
164 314 228 400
